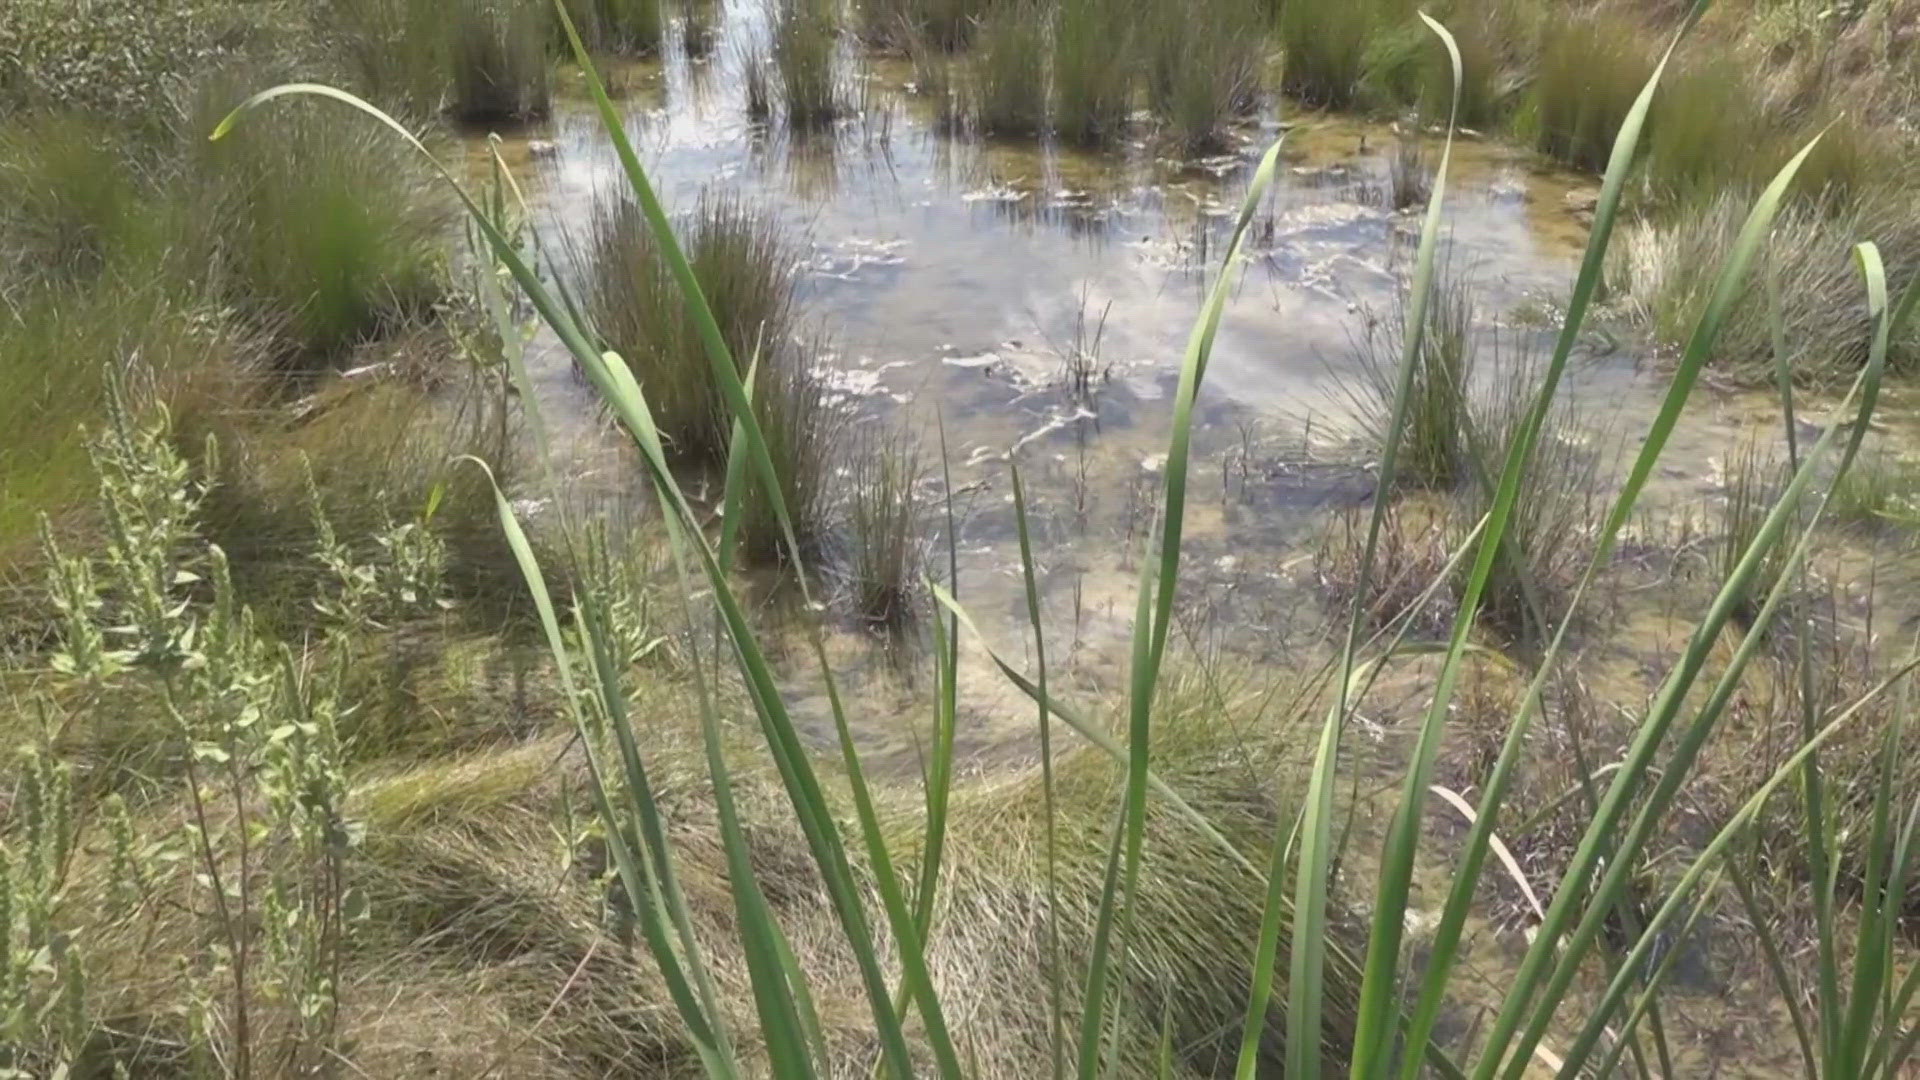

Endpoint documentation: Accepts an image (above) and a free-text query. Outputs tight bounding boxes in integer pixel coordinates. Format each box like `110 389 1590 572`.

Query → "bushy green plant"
774 0 842 126
1145 0 1265 151
1050 0 1133 146
971 1 1048 138
1523 12 1653 172
1343 264 1474 489
180 77 448 359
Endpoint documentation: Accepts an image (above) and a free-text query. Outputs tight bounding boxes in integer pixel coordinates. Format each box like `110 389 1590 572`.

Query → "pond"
464 1 1920 790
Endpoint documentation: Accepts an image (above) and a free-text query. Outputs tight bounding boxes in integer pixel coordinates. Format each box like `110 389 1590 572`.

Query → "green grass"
1828 447 1920 530
971 1 1048 138
1145 0 1266 151
774 0 842 127
560 0 665 54
1051 0 1134 146
1521 12 1655 172
180 76 449 360
842 426 925 624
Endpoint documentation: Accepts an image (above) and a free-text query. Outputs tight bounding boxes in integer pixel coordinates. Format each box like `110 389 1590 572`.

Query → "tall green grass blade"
1394 19 1696 1076
1541 241 1903 1079
1465 126 1831 1080
1076 542 1160 1079
1011 456 1068 1080
915 415 960 946
463 459 736 1074
1556 649 1920 1077
1345 21 1466 1075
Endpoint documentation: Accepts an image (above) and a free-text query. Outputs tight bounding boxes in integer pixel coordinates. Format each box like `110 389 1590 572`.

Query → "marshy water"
467 4 1920 786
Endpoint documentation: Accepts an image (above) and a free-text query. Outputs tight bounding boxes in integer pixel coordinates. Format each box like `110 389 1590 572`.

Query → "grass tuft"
1050 0 1134 146
774 0 843 128
1145 0 1266 151
841 426 925 624
970 1 1048 138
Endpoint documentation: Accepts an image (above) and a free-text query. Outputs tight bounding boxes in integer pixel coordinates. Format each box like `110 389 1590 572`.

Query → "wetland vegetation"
5 0 1920 1076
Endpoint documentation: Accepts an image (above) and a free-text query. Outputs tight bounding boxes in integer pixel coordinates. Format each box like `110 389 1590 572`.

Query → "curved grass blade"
1391 15 1700 1075
1342 21 1468 1074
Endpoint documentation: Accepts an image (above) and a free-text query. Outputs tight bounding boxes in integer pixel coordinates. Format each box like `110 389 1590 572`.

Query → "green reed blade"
1010 456 1067 1080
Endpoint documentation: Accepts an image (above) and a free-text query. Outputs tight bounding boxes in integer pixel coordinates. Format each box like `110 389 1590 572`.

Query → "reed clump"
970 1 1048 138
1050 0 1135 145
560 0 665 55
774 0 843 127
1145 0 1266 151
179 79 448 361
841 427 926 624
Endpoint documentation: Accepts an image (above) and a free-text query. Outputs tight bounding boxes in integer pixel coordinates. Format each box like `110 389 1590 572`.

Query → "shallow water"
446 5 1920 1072
465 2 1920 781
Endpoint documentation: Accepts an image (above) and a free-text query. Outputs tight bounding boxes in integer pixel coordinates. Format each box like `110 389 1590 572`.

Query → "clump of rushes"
841 426 924 624
1522 12 1651 172
1279 0 1396 107
181 76 447 361
1608 189 1920 382
448 0 553 122
774 0 842 127
1145 0 1266 151
861 0 990 50
0 112 147 288
1457 339 1606 643
1051 0 1133 146
742 46 773 119
971 1 1047 138
1357 1 1506 128
1714 435 1792 626
1644 55 1768 203
327 0 449 117
1343 264 1475 489
1384 127 1432 210
1828 448 1920 531
580 190 801 462
559 0 664 54
733 341 841 566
